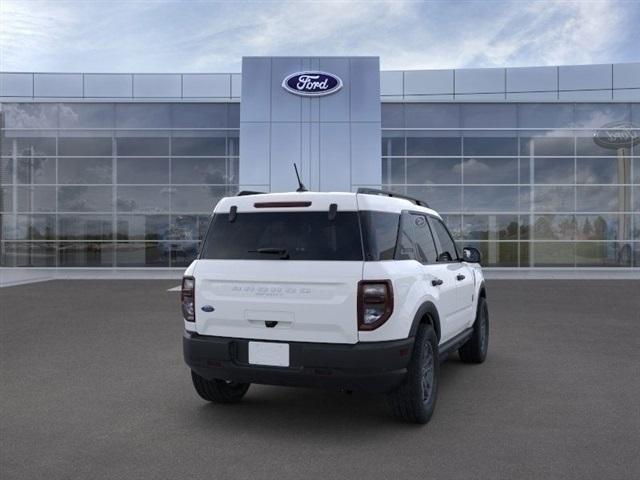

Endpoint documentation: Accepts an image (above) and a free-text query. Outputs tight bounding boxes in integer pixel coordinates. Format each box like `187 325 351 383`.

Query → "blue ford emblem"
201 305 215 312
282 71 343 97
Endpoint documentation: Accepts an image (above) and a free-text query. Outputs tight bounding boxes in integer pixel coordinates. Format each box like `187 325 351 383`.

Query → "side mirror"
462 247 482 264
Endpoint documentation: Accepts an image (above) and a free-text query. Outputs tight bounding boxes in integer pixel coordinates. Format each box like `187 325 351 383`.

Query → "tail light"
181 276 195 322
357 280 393 330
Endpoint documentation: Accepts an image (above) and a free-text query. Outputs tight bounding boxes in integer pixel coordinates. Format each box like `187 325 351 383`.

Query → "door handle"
431 279 443 286
456 274 466 281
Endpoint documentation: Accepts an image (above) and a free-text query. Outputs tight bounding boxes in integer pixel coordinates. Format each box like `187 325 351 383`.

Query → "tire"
458 296 489 364
191 371 250 403
387 323 439 424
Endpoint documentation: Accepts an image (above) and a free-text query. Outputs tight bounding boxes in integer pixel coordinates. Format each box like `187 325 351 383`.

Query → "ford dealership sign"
282 71 343 96
593 122 640 149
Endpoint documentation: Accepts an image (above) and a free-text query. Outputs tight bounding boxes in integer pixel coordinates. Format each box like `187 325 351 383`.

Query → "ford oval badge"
201 305 215 312
282 71 343 97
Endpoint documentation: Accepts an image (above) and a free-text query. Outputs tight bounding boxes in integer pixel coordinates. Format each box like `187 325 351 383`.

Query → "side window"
428 217 459 262
395 212 438 264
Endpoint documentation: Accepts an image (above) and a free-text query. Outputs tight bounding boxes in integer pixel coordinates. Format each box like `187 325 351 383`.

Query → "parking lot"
1 279 639 480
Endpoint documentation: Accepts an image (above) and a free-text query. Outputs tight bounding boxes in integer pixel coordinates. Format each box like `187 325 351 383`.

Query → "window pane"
168 215 209 241
58 186 112 212
171 186 227 213
1 136 56 156
17 157 56 184
2 104 58 128
576 136 627 156
577 158 631 184
574 104 630 128
533 242 575 267
17 186 56 212
462 104 517 128
462 215 519 241
171 104 229 128
1 185 13 211
171 158 228 184
58 214 113 240
58 103 114 128
533 215 576 240
520 136 574 157
58 158 112 184
533 186 575 212
1 158 13 184
11 214 56 240
117 215 169 240
428 217 458 261
463 157 518 184
464 241 518 267
518 104 574 129
576 214 631 241
381 134 404 156
117 186 170 213
575 242 632 267
169 242 200 267
440 214 462 240
116 137 168 156
117 158 169 184
406 135 461 156
360 211 400 261
1 242 57 267
534 158 575 184
405 104 460 128
463 137 517 156
382 158 405 184
634 158 640 183
58 137 112 156
171 135 226 156
381 104 404 128
59 242 114 267
576 185 631 212
115 104 171 128
115 242 170 267
463 186 519 212
407 158 461 184
405 186 461 213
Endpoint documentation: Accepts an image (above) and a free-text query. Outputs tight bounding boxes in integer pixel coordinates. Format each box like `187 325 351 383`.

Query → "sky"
0 0 639 73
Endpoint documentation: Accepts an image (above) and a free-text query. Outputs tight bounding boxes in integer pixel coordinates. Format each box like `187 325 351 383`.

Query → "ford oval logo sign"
282 71 343 97
593 122 640 149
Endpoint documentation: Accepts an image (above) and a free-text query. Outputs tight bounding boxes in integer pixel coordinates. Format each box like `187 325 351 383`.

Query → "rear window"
201 211 363 261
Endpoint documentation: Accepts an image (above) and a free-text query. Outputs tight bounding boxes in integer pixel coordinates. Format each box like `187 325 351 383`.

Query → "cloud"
0 0 638 73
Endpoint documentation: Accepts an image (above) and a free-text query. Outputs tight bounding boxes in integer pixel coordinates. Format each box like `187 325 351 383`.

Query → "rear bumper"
183 332 414 394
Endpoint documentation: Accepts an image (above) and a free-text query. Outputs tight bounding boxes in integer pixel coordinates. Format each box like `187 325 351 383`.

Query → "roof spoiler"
356 188 429 208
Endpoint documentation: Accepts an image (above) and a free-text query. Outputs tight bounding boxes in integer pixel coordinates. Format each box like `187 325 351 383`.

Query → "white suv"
182 188 488 424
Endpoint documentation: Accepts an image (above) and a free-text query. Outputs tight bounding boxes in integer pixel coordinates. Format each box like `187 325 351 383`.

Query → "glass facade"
0 103 239 267
1 100 639 269
382 103 640 268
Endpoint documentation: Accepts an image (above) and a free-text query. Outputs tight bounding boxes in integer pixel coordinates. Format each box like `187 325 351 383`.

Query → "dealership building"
1 57 639 278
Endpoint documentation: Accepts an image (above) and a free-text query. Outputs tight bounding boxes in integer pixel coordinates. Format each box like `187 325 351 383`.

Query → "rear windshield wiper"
248 247 290 259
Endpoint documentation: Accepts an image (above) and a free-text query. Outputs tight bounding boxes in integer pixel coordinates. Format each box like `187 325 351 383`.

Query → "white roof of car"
214 191 440 218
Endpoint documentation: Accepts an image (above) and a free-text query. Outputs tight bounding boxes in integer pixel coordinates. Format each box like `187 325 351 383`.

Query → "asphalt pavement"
1 279 639 480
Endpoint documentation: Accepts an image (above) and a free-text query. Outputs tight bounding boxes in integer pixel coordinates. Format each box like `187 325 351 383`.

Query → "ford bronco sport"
182 188 488 424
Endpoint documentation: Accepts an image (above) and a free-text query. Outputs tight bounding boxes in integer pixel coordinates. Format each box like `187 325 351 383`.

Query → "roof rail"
236 190 266 196
356 188 429 208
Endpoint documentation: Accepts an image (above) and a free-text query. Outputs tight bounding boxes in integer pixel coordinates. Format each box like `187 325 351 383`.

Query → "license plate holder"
248 341 290 367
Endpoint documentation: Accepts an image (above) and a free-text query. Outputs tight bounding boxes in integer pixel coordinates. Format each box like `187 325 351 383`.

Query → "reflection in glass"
12 214 56 240
533 242 575 267
117 186 170 213
381 134 404 156
520 136 574 157
577 157 631 184
171 158 228 184
406 136 461 156
381 104 404 128
405 104 460 128
58 215 112 240
117 215 169 240
574 103 630 128
533 186 575 212
533 158 574 184
576 186 630 212
463 215 519 240
1 136 56 156
172 136 226 156
1 242 57 267
404 186 462 213
58 186 112 212
464 241 518 267
461 104 517 128
17 186 56 212
171 186 228 213
58 158 112 184
168 242 200 267
1 158 13 184
533 215 575 240
440 215 462 240
406 158 461 184
116 137 169 156
17 158 56 184
575 242 632 267
117 158 169 184
2 104 59 129
115 242 169 267
59 242 115 267
171 104 229 128
463 137 517 156
1 186 12 211
114 104 171 128
169 215 210 241
58 137 112 156
575 214 631 241
59 103 114 128
463 158 517 184
382 158 405 184
463 186 519 213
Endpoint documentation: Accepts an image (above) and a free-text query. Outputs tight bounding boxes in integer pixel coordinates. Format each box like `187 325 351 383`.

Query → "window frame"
427 215 461 263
